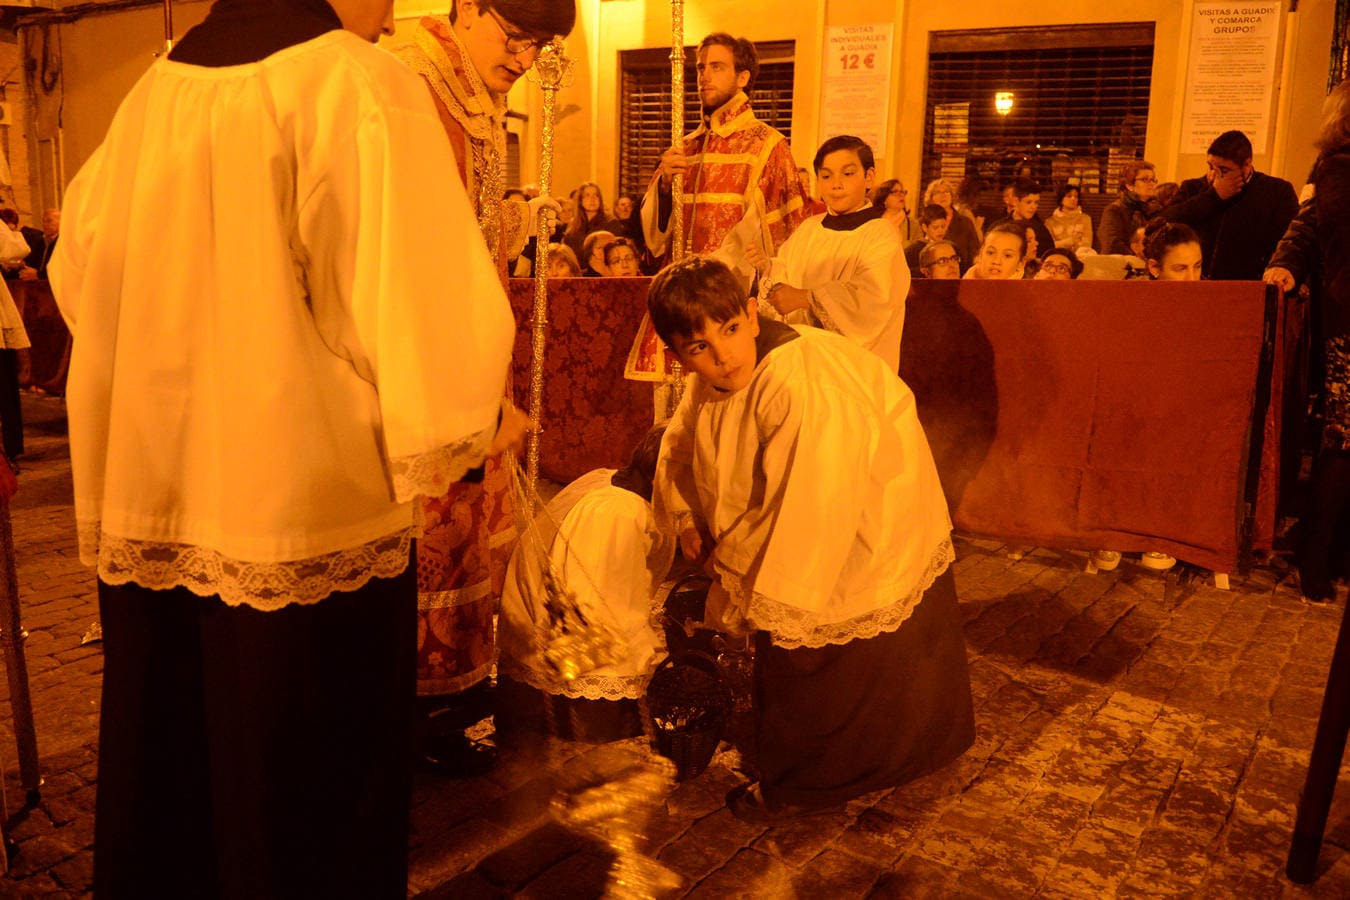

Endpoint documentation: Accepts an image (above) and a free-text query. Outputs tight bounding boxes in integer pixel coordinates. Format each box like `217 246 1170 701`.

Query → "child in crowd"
994 179 1054 269
1144 219 1204 282
545 243 582 277
904 204 949 278
1047 184 1093 253
497 427 675 742
746 135 908 369
650 257 973 822
1035 247 1083 280
1090 219 1203 574
963 223 1026 280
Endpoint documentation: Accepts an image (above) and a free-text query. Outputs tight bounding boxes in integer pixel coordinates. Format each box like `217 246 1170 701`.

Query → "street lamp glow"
995 91 1014 116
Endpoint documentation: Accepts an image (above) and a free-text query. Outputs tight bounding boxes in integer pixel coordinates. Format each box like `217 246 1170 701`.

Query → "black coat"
1269 148 1350 448
1163 170 1298 280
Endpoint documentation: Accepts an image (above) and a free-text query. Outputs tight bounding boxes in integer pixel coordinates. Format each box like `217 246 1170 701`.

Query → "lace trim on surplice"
498 658 650 701
83 522 415 612
725 538 956 650
389 425 494 502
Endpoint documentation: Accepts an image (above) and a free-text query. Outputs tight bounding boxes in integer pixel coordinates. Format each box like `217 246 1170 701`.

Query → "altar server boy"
649 257 974 822
748 134 908 370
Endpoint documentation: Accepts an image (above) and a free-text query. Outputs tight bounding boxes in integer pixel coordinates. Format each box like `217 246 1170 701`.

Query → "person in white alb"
48 0 528 896
748 135 908 371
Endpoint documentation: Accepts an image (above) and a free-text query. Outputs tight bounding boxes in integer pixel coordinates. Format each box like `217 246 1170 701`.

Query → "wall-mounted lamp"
995 91 1014 116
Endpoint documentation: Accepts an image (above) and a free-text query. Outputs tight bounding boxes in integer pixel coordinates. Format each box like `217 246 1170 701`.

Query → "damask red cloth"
899 279 1282 574
509 277 653 483
399 18 524 694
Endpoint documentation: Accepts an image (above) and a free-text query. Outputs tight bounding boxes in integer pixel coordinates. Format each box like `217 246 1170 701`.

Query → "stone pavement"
4 392 1350 897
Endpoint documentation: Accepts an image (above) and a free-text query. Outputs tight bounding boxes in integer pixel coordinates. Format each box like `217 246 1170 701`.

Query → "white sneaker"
1140 552 1177 571
1090 550 1121 571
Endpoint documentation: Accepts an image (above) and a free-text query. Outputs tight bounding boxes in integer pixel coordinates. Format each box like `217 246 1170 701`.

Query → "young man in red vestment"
394 0 575 773
640 33 809 266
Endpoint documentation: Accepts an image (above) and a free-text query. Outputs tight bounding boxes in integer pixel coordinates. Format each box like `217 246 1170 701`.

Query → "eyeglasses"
926 254 959 267
1134 175 1158 184
1040 261 1073 276
488 8 545 55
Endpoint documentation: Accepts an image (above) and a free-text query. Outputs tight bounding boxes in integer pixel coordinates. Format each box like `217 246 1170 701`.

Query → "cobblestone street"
3 393 1350 898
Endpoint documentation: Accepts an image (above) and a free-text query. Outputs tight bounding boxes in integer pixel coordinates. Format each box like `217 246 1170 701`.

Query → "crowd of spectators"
507 128 1297 291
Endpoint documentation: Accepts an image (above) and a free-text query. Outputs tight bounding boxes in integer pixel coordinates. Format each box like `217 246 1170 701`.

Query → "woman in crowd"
1099 161 1158 255
963 223 1025 280
872 179 914 241
923 177 980 271
564 181 619 262
1265 79 1350 601
1047 184 1093 253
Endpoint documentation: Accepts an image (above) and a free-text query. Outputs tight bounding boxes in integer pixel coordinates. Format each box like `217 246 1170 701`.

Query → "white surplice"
655 325 953 650
50 31 514 610
500 469 676 700
762 212 908 371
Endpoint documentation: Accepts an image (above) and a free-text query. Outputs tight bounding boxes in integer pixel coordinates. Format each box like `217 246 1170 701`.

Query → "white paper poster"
818 24 894 159
1180 4 1283 154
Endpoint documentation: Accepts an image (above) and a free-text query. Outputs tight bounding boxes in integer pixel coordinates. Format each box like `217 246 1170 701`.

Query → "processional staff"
524 41 574 500
666 0 687 408
162 0 175 53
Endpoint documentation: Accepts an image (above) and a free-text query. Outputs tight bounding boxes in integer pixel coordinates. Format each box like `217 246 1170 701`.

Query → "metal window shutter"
921 23 1155 210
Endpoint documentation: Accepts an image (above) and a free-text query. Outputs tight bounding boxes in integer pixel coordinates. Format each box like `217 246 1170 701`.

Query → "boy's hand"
1263 266 1296 292
488 404 534 458
658 147 689 191
768 283 810 315
678 525 704 561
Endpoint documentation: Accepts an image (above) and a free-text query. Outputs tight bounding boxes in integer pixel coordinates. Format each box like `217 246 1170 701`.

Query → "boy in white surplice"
747 134 908 371
649 257 974 822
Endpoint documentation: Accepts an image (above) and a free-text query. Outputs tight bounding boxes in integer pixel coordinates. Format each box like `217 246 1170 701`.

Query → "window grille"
921 23 1154 210
617 42 794 201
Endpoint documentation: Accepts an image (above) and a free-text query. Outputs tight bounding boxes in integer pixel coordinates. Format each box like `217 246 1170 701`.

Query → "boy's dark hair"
0 209 17 228
984 222 1027 256
1207 130 1253 165
647 256 749 346
450 0 576 41
812 135 874 173
611 424 667 501
603 237 638 266
1055 184 1079 206
1011 178 1041 200
1142 217 1200 265
699 33 759 91
919 204 947 226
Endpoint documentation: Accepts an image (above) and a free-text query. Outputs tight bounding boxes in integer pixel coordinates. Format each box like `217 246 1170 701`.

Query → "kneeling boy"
649 257 974 822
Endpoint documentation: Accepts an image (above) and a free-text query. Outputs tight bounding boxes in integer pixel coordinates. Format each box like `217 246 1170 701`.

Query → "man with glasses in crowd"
394 0 575 774
1162 129 1298 280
